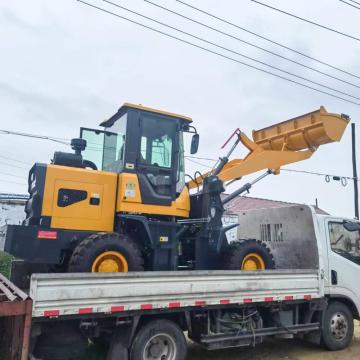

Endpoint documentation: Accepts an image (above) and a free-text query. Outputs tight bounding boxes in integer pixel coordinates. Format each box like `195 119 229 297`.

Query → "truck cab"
318 214 360 318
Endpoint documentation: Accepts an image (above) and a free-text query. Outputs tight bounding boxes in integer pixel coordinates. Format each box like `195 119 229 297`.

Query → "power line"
186 155 217 161
282 168 359 181
0 155 32 166
77 1 360 106
349 0 360 6
0 179 27 186
339 0 360 10
185 157 213 168
176 0 360 80
0 161 29 171
106 0 360 101
145 0 360 90
0 171 26 179
251 0 360 42
0 129 70 145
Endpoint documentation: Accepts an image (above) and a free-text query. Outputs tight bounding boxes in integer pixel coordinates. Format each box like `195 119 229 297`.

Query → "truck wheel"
321 301 354 350
221 239 275 270
68 233 144 273
130 319 187 360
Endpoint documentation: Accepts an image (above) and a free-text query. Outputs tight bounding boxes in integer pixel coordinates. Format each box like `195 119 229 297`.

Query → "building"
0 193 28 248
223 195 329 215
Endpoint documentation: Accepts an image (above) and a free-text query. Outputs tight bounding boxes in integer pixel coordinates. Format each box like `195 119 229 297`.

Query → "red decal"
284 296 294 301
141 304 153 310
111 306 125 312
38 230 57 240
264 297 274 302
195 300 206 306
243 298 253 303
44 310 60 317
304 295 312 300
79 308 93 314
220 299 230 305
168 302 181 308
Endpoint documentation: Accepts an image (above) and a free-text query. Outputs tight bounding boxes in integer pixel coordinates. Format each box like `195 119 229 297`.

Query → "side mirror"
190 133 199 154
343 221 360 232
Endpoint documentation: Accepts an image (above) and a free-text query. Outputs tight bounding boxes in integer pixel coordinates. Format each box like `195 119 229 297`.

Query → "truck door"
325 218 360 309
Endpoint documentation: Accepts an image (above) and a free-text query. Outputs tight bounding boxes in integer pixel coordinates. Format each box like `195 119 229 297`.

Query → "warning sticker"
125 182 136 198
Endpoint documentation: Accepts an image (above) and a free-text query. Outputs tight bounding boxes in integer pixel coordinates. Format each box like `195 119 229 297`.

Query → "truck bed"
30 270 323 318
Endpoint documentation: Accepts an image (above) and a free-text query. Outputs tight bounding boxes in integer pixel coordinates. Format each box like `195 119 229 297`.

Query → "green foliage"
0 251 13 279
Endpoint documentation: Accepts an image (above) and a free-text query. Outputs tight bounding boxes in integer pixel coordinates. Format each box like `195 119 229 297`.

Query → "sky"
0 0 359 218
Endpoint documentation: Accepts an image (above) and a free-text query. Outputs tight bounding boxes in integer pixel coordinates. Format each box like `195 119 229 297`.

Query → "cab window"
329 222 360 265
139 117 174 168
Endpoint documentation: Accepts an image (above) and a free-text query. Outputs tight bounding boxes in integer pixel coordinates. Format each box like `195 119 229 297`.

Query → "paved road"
187 321 360 360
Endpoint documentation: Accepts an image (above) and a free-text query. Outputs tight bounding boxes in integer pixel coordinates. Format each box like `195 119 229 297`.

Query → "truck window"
329 222 360 265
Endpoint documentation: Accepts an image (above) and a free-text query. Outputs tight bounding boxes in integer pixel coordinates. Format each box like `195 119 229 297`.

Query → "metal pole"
352 123 359 219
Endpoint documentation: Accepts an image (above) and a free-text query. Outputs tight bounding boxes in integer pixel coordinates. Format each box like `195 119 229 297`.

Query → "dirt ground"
187 321 360 360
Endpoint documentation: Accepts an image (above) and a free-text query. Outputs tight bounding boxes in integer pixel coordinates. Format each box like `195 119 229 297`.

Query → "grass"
0 251 13 279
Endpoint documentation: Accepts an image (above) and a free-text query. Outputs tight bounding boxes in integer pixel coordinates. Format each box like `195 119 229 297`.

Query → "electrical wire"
186 155 217 161
0 155 32 166
348 0 360 6
0 179 27 186
251 0 360 42
175 0 360 80
145 0 360 90
339 0 360 10
0 161 29 170
185 157 212 168
282 168 359 181
0 129 70 145
0 171 26 179
76 1 360 105
105 0 360 101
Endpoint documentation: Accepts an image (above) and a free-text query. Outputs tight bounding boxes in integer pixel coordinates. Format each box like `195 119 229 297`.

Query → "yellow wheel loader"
3 103 349 277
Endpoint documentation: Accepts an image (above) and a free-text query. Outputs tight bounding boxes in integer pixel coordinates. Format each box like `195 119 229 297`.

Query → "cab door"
136 114 178 206
325 218 360 310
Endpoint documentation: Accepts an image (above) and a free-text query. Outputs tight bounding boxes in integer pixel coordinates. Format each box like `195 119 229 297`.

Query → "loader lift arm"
187 106 350 190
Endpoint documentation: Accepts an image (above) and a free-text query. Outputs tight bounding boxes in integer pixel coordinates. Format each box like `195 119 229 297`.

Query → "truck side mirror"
343 221 360 232
190 133 199 154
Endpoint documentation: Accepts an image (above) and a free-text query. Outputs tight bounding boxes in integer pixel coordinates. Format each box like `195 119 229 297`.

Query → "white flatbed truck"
1 204 360 360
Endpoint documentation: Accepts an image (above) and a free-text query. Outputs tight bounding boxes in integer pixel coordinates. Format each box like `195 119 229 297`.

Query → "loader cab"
81 103 196 209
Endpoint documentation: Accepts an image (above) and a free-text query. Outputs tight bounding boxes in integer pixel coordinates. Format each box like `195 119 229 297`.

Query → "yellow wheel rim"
241 253 265 270
91 251 129 273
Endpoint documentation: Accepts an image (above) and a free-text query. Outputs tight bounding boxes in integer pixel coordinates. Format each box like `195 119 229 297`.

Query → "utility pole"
352 123 359 219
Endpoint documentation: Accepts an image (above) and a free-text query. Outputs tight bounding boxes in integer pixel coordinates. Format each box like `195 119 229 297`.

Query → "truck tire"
68 232 144 273
130 319 187 360
221 239 275 270
321 301 354 350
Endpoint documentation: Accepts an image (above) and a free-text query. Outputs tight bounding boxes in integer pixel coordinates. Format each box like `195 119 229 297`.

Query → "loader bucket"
252 106 349 151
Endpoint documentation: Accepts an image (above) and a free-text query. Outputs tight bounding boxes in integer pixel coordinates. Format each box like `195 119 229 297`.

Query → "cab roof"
100 102 192 127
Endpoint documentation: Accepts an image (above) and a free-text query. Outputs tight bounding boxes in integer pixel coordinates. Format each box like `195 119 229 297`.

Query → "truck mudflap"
3 224 92 265
29 270 323 318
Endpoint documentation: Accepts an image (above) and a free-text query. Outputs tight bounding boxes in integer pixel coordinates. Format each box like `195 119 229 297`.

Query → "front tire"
221 239 275 270
68 232 144 273
321 301 354 350
130 320 187 360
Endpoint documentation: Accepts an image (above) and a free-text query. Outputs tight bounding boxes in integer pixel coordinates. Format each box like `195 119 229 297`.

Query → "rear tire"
221 239 275 270
68 232 144 273
130 319 187 360
321 301 354 350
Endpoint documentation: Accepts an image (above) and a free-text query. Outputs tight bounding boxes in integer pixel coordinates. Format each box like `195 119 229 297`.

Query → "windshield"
80 113 127 172
329 221 360 265
103 114 127 172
